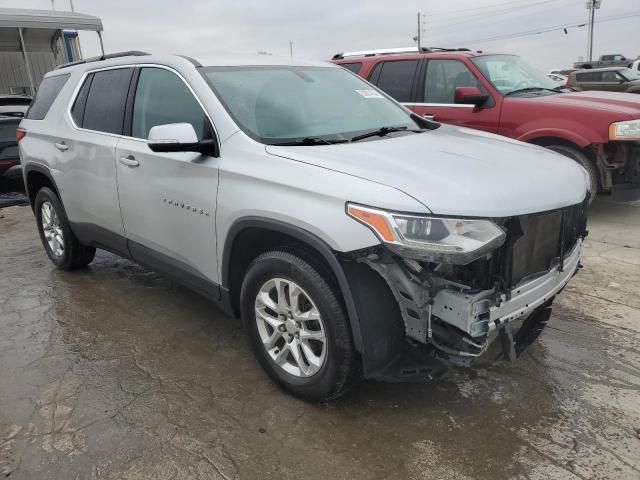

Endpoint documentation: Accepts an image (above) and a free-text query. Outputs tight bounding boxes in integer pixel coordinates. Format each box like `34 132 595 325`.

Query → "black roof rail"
421 47 471 52
332 46 471 60
55 51 150 70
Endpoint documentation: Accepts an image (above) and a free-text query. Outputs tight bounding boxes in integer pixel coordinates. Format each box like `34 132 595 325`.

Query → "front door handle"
54 142 68 152
119 155 139 167
423 113 435 121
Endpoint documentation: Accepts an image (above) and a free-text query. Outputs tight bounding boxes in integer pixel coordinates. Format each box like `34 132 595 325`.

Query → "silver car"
18 52 589 401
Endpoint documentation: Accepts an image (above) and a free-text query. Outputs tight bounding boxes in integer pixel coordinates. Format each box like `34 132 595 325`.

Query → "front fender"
517 127 593 148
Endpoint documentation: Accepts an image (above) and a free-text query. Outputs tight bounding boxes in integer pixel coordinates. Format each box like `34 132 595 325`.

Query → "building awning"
0 8 103 32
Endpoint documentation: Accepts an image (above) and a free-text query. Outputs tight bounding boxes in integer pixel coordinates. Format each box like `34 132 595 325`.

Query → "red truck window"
425 60 480 104
371 60 419 103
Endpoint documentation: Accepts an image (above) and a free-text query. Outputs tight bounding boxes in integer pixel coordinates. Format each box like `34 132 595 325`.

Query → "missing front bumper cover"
358 239 582 361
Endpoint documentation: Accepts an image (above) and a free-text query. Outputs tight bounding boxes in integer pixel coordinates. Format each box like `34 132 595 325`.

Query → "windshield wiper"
350 126 423 143
269 137 349 146
505 87 558 96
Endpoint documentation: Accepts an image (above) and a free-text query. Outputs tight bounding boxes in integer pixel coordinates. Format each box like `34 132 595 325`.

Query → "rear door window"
82 68 133 135
71 73 93 127
371 60 419 102
576 72 600 82
25 74 70 120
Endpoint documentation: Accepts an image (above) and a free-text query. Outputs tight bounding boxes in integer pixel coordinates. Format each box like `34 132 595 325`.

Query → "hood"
523 91 640 119
266 125 588 218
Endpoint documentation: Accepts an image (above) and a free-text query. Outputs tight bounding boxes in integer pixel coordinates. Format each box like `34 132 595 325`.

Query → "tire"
545 144 599 204
34 187 96 270
240 249 359 401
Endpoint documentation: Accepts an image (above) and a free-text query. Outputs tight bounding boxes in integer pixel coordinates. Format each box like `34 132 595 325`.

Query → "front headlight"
609 119 640 141
347 203 506 264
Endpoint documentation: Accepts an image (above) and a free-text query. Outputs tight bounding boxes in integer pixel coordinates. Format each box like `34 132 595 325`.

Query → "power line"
428 0 583 31
452 11 640 46
428 0 560 18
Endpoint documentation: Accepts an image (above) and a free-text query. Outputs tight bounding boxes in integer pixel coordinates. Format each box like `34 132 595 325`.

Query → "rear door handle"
119 155 139 167
423 114 435 121
54 142 68 152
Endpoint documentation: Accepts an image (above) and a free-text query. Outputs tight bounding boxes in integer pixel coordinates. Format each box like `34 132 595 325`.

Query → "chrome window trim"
65 63 221 151
403 102 475 108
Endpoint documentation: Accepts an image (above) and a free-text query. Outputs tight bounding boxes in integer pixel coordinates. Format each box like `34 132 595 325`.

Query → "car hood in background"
523 90 640 119
266 125 588 218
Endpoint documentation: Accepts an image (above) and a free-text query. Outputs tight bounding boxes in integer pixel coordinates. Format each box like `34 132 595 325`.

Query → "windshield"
472 55 559 95
620 68 640 81
201 66 420 144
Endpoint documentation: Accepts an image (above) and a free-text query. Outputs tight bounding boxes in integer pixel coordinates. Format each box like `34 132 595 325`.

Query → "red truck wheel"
546 145 598 204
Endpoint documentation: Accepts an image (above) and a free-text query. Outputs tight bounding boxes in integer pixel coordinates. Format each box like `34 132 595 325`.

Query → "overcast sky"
13 0 640 71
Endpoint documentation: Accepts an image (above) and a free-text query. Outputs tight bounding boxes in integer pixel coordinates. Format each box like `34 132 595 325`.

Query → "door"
600 71 627 92
410 59 500 132
115 66 221 289
63 67 133 241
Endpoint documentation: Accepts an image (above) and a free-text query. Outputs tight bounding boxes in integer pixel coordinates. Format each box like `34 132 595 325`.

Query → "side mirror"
148 123 219 157
454 86 489 106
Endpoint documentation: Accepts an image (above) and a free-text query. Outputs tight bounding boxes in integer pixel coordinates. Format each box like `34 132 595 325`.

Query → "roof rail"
55 51 150 70
332 46 470 60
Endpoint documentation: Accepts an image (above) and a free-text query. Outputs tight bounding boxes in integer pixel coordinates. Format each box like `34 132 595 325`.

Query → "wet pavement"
1 198 639 480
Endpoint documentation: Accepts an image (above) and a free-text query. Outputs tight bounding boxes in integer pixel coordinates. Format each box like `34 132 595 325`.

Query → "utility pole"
586 0 602 62
414 13 426 50
289 40 293 57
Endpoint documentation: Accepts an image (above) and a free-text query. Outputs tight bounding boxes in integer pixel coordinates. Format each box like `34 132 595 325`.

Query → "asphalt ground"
1 197 639 479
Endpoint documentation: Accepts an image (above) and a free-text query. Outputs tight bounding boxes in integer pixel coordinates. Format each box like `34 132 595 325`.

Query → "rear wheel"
34 187 95 270
545 144 598 203
240 250 359 401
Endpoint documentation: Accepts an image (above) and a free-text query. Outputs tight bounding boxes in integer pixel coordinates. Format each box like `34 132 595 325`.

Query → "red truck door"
407 59 501 133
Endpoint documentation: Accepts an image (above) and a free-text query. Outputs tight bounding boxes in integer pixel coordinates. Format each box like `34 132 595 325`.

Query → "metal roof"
0 8 103 32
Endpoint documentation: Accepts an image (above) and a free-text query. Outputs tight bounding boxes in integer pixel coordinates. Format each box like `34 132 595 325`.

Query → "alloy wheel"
41 201 64 257
254 278 327 377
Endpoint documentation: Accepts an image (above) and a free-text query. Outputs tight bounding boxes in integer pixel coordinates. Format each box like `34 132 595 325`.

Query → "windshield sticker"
355 89 384 99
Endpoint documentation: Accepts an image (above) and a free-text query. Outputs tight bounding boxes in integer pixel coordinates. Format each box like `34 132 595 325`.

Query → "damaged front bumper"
432 239 582 339
358 239 582 369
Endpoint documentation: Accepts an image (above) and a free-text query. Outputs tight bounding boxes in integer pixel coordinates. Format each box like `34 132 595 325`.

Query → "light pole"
586 0 602 62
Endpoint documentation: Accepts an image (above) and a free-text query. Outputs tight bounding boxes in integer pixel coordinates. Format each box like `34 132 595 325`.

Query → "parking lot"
0 197 639 480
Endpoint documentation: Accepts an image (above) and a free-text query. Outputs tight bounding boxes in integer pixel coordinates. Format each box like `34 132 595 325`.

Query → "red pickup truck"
332 48 640 201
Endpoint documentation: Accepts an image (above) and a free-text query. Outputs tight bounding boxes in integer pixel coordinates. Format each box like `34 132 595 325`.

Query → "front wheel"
545 144 599 204
240 250 359 401
34 187 96 270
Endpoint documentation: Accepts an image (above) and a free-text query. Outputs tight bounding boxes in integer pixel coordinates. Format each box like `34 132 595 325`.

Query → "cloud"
14 0 640 71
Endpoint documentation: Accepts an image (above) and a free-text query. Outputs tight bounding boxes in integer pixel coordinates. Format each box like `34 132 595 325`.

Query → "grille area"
510 202 586 286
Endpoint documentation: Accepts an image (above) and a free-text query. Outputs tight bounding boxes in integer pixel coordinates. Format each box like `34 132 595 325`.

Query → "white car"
546 72 567 84
18 52 589 400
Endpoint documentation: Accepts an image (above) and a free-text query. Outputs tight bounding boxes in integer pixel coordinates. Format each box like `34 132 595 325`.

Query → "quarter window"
82 68 133 134
339 63 362 74
425 60 480 104
372 60 419 102
25 74 70 120
131 68 207 140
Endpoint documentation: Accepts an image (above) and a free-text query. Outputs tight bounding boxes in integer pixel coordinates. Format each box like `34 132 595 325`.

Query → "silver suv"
19 52 589 401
